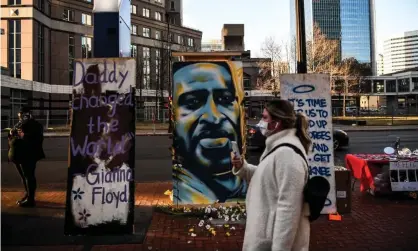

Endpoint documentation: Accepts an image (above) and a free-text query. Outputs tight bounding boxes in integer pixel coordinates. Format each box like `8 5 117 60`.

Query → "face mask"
257 119 279 137
257 120 268 136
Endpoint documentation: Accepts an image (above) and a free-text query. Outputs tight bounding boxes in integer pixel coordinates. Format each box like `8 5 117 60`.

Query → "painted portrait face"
173 62 240 171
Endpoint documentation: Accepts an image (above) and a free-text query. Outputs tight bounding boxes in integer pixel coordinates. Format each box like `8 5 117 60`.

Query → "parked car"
246 125 349 151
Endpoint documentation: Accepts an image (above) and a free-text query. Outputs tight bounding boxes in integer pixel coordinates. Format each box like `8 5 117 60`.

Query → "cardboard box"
335 169 352 214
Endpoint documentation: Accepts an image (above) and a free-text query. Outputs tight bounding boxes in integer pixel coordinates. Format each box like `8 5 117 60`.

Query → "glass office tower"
290 0 376 74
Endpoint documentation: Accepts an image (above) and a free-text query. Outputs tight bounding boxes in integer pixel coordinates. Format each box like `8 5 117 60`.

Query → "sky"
182 0 418 58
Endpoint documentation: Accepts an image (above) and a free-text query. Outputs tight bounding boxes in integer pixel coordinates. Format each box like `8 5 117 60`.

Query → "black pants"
14 161 37 201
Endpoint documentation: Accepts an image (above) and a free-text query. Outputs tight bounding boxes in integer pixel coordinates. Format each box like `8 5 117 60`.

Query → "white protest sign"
65 57 136 234
73 58 136 94
390 161 418 191
280 74 337 214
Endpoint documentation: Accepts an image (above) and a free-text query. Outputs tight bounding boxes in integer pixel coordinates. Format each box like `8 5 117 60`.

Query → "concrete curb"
335 127 417 132
1 132 171 138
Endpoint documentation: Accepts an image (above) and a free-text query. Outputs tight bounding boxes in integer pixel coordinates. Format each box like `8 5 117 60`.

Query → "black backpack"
261 143 331 222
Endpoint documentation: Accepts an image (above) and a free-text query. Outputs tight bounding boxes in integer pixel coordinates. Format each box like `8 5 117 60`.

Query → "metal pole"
295 0 307 74
166 12 173 133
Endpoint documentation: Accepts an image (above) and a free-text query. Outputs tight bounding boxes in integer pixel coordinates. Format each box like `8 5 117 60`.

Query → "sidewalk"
2 182 418 251
1 129 171 138
2 125 417 138
333 124 417 132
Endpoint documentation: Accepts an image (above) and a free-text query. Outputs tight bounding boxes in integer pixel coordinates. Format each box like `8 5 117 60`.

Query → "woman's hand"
231 153 243 170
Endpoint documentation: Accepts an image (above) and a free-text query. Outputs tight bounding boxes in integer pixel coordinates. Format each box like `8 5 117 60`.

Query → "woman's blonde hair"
265 100 312 154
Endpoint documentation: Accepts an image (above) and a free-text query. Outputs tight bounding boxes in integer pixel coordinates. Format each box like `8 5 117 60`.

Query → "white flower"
236 214 240 221
187 241 192 244
198 220 204 227
205 207 212 214
224 215 230 222
231 217 236 222
209 217 213 221
206 224 211 230
225 209 229 214
218 214 223 219
191 233 197 237
231 226 236 230
212 207 217 212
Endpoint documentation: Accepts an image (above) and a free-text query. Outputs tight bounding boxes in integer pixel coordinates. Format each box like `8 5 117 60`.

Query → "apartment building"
0 0 202 125
383 30 418 74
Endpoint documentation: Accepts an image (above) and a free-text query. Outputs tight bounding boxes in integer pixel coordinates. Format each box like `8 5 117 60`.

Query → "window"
177 35 182 44
373 80 384 93
131 45 137 58
155 12 162 21
142 8 150 18
69 34 75 85
169 33 174 42
81 36 92 58
131 24 137 35
82 13 92 25
244 77 251 90
10 89 28 124
143 27 150 37
412 78 418 91
143 47 151 89
130 4 137 14
187 38 194 47
155 0 162 3
170 1 175 10
37 0 44 11
386 80 396 93
8 0 21 5
155 30 161 40
63 9 74 22
155 49 161 86
37 23 45 82
398 78 410 92
8 20 21 78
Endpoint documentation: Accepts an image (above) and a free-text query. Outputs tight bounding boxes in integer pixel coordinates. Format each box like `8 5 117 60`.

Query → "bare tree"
283 38 296 73
257 37 283 96
306 23 340 76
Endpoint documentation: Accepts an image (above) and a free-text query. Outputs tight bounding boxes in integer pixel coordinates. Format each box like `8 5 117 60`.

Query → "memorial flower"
155 201 246 237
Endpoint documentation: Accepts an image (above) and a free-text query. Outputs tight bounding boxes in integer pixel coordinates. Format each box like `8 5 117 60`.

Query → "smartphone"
231 141 241 158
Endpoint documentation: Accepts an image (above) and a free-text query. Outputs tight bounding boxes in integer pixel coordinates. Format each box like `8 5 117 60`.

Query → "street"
2 130 418 189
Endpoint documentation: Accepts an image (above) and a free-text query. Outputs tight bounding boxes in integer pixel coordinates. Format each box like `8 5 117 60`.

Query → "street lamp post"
295 0 307 74
165 12 173 133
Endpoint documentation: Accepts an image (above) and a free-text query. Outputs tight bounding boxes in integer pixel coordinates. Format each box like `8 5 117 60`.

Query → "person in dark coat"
9 107 45 207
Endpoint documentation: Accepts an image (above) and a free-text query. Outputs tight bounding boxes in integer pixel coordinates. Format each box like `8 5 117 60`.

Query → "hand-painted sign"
280 74 337 214
65 58 136 235
390 161 418 191
172 61 247 204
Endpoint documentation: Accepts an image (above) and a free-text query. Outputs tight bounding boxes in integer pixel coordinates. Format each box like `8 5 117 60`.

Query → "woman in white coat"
232 100 312 251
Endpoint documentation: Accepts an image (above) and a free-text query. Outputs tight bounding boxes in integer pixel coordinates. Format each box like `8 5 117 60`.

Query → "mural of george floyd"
171 61 247 204
65 58 136 235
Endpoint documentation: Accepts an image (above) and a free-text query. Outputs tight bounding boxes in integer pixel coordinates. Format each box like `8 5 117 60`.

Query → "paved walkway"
2 181 418 251
2 125 417 138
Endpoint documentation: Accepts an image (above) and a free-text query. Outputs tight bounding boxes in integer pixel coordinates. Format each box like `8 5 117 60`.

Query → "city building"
197 24 278 117
201 39 223 52
290 0 376 74
1 0 202 126
377 53 384 76
383 30 418 74
222 24 245 51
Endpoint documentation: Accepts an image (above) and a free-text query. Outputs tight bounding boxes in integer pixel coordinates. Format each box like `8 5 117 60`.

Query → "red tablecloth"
345 154 390 192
